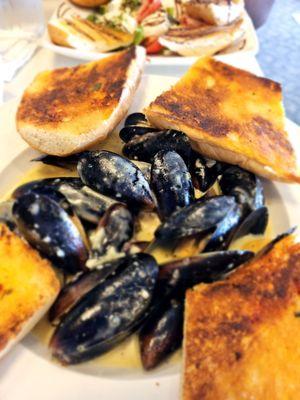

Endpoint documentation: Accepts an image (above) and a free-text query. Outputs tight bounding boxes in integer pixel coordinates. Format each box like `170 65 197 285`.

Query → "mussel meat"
78 151 156 209
139 298 183 370
151 150 194 220
50 253 158 364
13 193 88 274
123 130 191 164
219 166 264 215
87 203 134 268
155 196 236 241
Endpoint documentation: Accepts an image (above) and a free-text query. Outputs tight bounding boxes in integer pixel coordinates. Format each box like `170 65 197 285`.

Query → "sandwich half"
183 233 300 399
145 57 300 183
0 224 60 359
16 46 145 156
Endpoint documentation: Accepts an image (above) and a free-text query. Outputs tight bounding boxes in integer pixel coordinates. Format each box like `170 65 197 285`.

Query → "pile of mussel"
1 112 287 370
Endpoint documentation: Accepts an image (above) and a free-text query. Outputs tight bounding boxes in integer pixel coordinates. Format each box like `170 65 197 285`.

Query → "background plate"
0 71 300 399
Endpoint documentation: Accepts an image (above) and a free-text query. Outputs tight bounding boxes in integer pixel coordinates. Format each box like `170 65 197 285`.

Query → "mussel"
139 298 183 370
13 193 88 274
231 206 269 243
49 258 125 325
32 152 88 170
13 178 116 225
124 112 148 127
151 150 194 220
78 151 156 210
203 203 243 252
123 130 191 164
190 151 225 192
155 196 236 241
219 166 264 215
119 126 160 143
87 203 134 268
50 253 158 364
159 250 254 290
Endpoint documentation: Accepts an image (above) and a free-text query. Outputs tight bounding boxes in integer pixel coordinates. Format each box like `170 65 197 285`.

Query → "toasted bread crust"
16 46 145 155
0 224 60 358
183 235 300 400
145 58 300 183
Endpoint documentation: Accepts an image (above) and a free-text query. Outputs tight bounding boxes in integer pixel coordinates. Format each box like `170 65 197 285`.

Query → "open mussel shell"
151 150 194 220
78 151 156 210
219 166 264 215
255 226 297 258
32 152 88 170
119 126 160 143
159 250 254 289
49 258 125 325
123 130 192 164
13 178 116 225
87 203 134 268
155 195 236 241
203 203 243 252
190 151 225 193
139 298 183 370
124 112 148 127
13 193 88 274
0 200 18 232
50 253 158 365
231 206 269 243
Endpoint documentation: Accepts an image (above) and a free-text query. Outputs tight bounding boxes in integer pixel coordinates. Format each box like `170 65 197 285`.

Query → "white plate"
41 2 259 65
0 70 300 399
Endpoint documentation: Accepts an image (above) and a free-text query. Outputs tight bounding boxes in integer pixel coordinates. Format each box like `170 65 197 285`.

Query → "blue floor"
257 0 300 125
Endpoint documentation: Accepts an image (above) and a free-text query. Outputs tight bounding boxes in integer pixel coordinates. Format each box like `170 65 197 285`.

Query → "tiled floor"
257 0 300 124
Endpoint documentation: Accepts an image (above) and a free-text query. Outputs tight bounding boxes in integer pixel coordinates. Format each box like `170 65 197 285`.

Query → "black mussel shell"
151 150 194 220
155 196 236 241
87 203 134 267
0 200 18 232
139 298 183 370
119 126 160 143
255 227 297 258
231 206 269 243
13 178 116 225
32 153 88 170
123 130 192 164
190 151 225 192
219 166 264 215
132 161 152 182
13 193 88 274
124 112 148 127
203 203 243 252
159 250 254 289
50 253 158 364
49 258 125 325
78 151 156 209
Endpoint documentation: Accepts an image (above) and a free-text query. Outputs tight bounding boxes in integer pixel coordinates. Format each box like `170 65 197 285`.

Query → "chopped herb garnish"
86 14 98 23
93 83 102 91
97 5 106 15
133 25 144 45
166 7 174 17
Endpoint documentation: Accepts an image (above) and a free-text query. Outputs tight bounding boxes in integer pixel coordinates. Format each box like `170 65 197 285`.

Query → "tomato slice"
144 37 164 54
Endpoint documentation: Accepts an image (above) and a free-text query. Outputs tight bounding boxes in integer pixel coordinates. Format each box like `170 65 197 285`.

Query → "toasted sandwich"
48 17 133 53
0 224 60 359
16 46 145 156
159 18 245 57
183 233 300 399
145 58 300 183
185 0 245 26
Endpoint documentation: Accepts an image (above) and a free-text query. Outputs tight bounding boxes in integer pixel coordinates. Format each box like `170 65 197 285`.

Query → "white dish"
0 70 300 399
41 2 259 65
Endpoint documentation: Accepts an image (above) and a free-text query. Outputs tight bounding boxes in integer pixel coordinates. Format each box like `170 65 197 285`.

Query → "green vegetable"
97 5 106 15
133 26 144 45
86 14 98 23
166 7 174 18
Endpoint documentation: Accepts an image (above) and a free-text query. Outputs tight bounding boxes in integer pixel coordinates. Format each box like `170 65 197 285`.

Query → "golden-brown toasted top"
17 47 137 134
0 224 60 352
146 58 299 182
183 235 300 400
